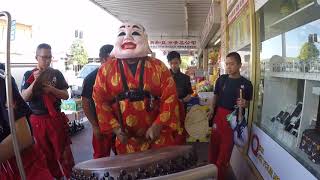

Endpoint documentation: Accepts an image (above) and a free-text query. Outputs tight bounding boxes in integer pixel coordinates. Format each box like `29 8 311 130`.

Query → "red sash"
27 69 58 117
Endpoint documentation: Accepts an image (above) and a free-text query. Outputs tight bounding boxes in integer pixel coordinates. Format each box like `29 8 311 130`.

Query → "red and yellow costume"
93 57 182 154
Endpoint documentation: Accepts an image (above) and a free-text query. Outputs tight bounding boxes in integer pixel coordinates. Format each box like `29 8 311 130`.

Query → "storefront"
207 28 222 85
250 0 320 179
219 0 320 179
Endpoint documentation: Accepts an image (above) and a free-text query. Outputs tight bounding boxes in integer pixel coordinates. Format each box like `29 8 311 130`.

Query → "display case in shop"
255 0 320 178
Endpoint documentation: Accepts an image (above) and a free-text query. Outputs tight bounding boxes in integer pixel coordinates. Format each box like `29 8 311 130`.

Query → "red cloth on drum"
208 107 233 180
0 144 52 180
30 113 74 178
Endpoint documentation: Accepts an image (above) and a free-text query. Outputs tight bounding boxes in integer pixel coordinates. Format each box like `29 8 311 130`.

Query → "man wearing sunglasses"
21 43 74 179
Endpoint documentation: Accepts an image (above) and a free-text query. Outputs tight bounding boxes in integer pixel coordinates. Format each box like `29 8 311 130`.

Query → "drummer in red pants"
21 43 75 179
81 44 117 158
0 64 52 180
208 52 253 180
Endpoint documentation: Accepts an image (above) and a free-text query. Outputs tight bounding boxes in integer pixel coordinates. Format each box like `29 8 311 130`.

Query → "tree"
298 42 319 61
69 39 88 65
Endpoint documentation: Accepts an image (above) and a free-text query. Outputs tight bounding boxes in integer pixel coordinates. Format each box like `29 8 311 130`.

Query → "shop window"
255 0 320 178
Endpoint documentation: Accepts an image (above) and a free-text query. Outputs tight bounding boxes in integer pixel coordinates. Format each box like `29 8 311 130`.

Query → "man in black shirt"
0 64 52 179
21 43 74 179
167 51 193 144
81 44 115 158
167 51 193 104
208 52 253 180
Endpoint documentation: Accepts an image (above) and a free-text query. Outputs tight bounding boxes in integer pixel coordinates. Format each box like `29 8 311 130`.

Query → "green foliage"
298 42 319 61
70 39 88 65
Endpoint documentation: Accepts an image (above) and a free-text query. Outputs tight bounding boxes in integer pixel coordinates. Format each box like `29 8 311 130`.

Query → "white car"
70 62 100 97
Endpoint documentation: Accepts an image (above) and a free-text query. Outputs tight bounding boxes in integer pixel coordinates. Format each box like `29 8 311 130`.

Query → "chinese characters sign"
149 39 198 50
228 0 249 24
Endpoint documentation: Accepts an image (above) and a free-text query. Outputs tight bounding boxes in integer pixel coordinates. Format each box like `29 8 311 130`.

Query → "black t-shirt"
0 64 32 142
171 70 193 99
81 68 98 116
214 74 253 110
21 68 69 114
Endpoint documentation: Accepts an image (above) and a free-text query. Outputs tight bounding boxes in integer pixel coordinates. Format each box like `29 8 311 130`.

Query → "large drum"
71 145 202 180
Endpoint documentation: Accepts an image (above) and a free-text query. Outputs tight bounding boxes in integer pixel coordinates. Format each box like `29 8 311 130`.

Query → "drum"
71 145 198 180
185 105 210 140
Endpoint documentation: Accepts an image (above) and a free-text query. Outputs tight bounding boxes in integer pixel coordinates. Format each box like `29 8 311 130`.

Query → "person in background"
21 43 74 179
167 51 193 107
208 52 253 180
0 64 52 180
167 51 193 144
81 44 116 158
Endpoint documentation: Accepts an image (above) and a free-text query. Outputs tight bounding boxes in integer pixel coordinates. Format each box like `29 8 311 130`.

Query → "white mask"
111 22 151 59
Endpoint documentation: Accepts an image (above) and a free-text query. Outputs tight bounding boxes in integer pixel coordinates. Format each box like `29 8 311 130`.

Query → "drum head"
185 105 209 139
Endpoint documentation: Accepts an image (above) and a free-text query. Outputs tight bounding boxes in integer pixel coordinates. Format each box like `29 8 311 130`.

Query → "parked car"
70 62 100 97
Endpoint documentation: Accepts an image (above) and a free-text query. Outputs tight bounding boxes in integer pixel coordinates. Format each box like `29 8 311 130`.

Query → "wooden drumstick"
238 86 244 122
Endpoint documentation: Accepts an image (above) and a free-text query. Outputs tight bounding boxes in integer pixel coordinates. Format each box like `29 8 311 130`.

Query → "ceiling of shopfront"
90 0 213 40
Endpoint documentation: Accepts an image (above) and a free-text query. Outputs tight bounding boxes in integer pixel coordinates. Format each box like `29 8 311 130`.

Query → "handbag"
227 109 249 147
226 88 249 147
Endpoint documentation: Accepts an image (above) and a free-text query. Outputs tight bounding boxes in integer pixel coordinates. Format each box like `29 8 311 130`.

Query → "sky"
0 0 173 66
0 0 122 58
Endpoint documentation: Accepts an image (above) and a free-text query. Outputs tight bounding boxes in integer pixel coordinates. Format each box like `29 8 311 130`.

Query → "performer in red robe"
93 22 182 154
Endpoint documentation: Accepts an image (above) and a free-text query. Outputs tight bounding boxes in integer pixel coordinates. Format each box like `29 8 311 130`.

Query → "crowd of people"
0 22 252 180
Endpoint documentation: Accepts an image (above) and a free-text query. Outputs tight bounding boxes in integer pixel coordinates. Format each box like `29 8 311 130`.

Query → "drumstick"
238 86 244 122
116 98 125 133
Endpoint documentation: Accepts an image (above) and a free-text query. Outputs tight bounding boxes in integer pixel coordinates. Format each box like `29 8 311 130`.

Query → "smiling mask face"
112 22 151 59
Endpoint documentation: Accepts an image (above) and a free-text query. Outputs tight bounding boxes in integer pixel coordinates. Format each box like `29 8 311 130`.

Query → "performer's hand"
145 124 162 142
92 125 103 139
237 98 247 108
33 70 41 80
43 84 55 94
114 128 128 144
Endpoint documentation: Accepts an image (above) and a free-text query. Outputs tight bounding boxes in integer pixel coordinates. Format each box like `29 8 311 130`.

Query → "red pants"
30 113 75 178
208 107 234 180
92 133 115 159
0 144 52 180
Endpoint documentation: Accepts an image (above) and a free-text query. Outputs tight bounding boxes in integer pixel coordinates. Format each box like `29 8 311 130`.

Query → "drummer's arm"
0 117 33 163
93 65 120 134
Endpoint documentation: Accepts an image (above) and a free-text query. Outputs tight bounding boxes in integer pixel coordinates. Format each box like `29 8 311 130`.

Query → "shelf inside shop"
269 2 320 33
266 71 320 81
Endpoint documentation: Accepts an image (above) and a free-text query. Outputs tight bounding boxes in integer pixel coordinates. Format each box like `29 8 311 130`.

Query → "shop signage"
255 0 269 11
227 0 237 12
228 8 250 51
248 125 317 180
228 0 249 24
200 2 221 48
149 39 198 50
